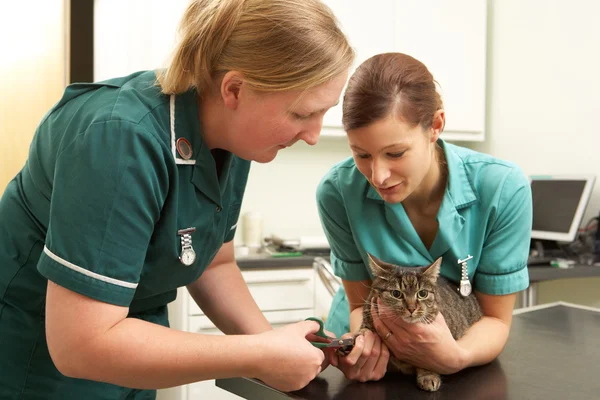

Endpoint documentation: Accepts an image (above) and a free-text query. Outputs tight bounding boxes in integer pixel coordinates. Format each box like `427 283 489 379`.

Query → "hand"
371 299 466 374
253 320 325 392
306 327 338 373
333 329 389 382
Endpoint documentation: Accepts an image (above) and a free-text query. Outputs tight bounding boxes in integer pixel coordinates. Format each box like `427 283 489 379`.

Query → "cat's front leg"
388 358 415 375
416 368 441 392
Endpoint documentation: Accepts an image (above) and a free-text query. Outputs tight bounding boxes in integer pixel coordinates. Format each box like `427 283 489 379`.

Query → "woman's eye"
356 154 370 159
391 290 402 298
388 151 406 158
417 290 428 299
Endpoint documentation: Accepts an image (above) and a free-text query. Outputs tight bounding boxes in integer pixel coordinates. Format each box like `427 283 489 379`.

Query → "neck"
403 145 447 216
197 94 228 151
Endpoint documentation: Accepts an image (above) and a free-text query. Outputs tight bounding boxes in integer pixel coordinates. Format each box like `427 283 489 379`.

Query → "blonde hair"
158 0 354 95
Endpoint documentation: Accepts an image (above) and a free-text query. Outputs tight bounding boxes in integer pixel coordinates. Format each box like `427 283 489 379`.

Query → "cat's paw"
335 328 373 357
416 370 441 392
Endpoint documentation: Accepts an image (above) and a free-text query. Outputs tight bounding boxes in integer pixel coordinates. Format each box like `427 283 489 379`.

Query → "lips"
377 182 402 193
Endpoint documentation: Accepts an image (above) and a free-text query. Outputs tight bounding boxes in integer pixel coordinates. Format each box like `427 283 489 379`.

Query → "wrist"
240 333 273 379
454 342 472 372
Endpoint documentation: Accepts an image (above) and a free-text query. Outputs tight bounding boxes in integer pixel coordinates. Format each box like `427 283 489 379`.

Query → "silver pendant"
457 255 473 297
178 227 196 266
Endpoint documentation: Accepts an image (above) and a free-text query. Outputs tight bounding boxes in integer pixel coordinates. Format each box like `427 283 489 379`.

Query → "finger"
306 333 330 343
360 335 382 379
329 349 339 367
373 341 390 379
353 330 375 371
341 334 364 366
323 328 336 339
322 347 338 367
297 320 322 335
371 302 394 340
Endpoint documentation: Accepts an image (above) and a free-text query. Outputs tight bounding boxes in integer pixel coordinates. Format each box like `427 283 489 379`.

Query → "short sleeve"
37 121 170 306
475 168 532 295
316 168 370 281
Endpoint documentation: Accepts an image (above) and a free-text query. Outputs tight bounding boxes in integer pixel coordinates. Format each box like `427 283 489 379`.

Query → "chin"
402 314 417 323
380 191 409 204
251 149 279 163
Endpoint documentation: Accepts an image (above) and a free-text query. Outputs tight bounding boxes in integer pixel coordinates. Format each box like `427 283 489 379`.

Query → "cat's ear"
366 253 394 278
423 257 442 280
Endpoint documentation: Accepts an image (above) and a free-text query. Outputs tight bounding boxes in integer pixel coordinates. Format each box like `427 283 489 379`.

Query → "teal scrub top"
0 71 250 399
317 140 532 337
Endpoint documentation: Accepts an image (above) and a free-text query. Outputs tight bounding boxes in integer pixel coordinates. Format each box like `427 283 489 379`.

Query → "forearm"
69 317 268 389
187 261 271 334
457 315 510 369
349 307 364 332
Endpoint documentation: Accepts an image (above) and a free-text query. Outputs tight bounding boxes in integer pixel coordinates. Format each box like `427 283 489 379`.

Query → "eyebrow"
350 142 406 152
300 101 340 115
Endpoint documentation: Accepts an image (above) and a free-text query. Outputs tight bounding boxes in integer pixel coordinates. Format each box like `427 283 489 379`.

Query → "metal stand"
520 283 538 308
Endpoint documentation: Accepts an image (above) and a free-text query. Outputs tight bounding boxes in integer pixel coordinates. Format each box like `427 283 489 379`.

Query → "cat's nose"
407 307 416 314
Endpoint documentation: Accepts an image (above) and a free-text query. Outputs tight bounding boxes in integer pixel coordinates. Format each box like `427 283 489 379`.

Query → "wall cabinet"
321 0 488 141
158 267 316 400
94 0 487 142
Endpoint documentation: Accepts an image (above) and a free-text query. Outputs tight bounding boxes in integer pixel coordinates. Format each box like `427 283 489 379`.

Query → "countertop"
237 253 600 283
236 254 322 269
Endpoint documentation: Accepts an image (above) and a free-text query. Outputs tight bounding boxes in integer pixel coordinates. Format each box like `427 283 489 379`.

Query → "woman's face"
347 115 438 204
228 71 348 163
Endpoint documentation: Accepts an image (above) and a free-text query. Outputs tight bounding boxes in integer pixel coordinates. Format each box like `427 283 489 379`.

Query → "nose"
371 158 391 186
297 128 320 146
407 306 416 314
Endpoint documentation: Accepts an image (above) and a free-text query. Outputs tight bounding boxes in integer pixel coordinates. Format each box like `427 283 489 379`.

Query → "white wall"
466 0 600 307
235 138 351 244
470 0 600 223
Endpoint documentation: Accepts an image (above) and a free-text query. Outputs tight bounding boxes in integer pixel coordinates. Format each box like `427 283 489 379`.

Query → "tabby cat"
356 254 482 392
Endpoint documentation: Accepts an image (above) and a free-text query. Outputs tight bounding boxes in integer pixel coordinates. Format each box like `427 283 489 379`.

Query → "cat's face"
368 254 442 324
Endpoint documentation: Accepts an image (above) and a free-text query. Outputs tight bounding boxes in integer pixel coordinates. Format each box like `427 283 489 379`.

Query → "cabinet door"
187 268 315 316
321 0 487 141
321 0 396 134
394 0 487 139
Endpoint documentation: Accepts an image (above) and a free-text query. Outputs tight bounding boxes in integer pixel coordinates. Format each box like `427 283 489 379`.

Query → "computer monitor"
530 175 596 242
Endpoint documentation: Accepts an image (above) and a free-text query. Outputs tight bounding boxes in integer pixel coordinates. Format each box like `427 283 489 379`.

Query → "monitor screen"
530 175 595 242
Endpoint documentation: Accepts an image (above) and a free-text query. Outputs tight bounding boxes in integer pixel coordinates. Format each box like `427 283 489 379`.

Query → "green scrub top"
0 71 250 399
317 140 532 337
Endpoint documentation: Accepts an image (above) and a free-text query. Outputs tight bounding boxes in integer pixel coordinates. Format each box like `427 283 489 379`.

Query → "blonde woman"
0 0 353 398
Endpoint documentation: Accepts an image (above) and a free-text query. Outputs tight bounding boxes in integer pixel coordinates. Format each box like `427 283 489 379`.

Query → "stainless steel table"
217 303 600 400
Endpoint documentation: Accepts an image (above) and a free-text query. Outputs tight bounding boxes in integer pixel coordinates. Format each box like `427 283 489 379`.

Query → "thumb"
296 320 322 336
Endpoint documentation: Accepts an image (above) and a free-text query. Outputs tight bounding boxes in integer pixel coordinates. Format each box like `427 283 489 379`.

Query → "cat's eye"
391 290 402 298
417 290 428 299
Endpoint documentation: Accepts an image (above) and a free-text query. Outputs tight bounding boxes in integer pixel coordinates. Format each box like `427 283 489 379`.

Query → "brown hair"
157 0 354 95
342 53 443 132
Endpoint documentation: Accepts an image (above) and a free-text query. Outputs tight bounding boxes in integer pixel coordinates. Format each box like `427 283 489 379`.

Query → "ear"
423 257 442 280
366 253 395 278
430 109 445 143
220 71 244 110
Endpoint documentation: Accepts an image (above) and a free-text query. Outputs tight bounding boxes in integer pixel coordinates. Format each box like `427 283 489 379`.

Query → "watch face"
180 248 196 266
460 283 472 297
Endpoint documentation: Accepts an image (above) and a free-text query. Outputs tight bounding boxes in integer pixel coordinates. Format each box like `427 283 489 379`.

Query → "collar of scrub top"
170 92 233 207
365 139 478 261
